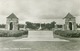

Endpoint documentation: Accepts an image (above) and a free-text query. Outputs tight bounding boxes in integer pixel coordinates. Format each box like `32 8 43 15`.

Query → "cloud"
16 0 80 18
0 0 80 24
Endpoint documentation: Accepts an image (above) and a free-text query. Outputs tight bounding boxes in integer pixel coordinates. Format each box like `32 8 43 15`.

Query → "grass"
0 37 80 51
0 31 80 51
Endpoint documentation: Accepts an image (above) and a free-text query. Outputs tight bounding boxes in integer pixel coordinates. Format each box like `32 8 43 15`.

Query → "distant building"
55 13 77 31
6 13 19 30
64 13 77 30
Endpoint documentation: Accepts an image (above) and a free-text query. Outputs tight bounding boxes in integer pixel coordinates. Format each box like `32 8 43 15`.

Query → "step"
28 31 53 38
13 38 69 41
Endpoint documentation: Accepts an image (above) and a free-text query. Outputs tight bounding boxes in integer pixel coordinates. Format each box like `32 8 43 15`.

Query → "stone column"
24 24 26 30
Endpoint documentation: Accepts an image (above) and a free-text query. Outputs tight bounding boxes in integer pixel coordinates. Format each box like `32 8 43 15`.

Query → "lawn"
0 37 80 51
0 31 80 51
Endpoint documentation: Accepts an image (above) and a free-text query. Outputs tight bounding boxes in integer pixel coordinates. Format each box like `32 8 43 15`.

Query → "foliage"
57 25 62 28
77 24 80 28
54 30 80 38
0 30 28 37
51 21 56 28
0 24 5 28
25 21 56 30
18 24 24 28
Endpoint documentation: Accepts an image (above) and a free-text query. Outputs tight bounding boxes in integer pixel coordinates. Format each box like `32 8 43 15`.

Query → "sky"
0 0 80 24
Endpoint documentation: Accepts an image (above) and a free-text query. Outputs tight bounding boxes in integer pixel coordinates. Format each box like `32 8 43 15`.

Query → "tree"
51 21 56 28
0 24 6 28
26 21 33 28
26 22 39 29
45 23 51 30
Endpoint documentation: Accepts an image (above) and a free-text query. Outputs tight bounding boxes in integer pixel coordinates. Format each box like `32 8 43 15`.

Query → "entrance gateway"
5 13 75 41
6 13 19 30
6 13 77 31
64 13 77 30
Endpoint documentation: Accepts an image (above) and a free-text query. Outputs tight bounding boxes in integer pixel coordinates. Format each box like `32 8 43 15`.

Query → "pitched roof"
7 13 18 19
64 13 75 18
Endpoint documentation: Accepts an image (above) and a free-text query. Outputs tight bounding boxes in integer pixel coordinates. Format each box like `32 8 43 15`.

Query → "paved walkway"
13 31 69 41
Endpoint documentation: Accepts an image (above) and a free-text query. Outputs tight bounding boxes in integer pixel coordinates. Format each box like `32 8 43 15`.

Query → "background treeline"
77 24 80 28
0 23 80 30
0 24 25 28
26 21 56 30
0 24 5 28
25 23 80 30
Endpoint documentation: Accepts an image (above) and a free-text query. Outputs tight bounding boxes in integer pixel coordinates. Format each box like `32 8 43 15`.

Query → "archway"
69 22 72 30
10 22 13 30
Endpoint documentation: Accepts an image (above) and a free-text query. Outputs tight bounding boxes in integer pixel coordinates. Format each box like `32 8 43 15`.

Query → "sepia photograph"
0 0 80 51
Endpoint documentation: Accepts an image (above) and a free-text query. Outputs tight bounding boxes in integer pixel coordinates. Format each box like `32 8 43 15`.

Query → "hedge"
0 30 28 37
54 30 80 38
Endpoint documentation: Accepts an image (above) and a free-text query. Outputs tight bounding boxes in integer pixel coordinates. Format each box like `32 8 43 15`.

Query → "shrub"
0 30 28 37
54 30 80 38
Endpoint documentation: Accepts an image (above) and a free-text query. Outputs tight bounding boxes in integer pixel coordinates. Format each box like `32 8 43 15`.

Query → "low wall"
0 28 6 30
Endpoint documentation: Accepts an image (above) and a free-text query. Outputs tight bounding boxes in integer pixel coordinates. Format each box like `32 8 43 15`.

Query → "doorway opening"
10 22 13 30
69 22 72 30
